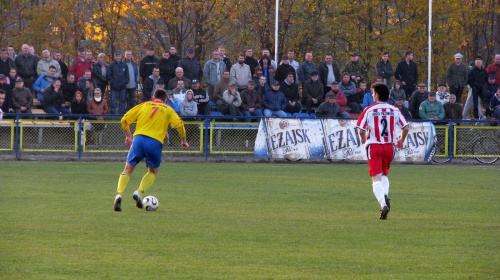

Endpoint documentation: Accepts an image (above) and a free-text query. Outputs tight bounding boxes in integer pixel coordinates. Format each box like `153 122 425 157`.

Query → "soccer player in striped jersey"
114 89 189 211
356 83 409 219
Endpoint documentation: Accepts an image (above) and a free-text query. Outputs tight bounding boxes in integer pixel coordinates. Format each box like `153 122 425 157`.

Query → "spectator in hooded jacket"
180 89 198 117
253 55 275 87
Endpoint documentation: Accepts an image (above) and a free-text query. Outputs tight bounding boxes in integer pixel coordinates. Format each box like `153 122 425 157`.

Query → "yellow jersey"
121 100 186 143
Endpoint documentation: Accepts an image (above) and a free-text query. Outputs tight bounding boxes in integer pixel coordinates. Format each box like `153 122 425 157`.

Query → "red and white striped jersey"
356 102 409 145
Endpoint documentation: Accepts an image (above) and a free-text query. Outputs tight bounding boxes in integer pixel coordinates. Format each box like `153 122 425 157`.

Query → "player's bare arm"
395 125 409 149
358 129 367 144
124 129 133 148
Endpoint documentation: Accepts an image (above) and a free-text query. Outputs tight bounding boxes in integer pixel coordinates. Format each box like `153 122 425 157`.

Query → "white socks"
381 176 390 196
372 181 386 208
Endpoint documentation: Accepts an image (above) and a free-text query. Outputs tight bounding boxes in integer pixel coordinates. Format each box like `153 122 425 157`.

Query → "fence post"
448 121 454 162
204 117 209 161
14 114 20 159
77 116 83 160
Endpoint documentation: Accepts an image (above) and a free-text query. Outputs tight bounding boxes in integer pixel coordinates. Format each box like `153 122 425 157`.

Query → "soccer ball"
142 196 159 211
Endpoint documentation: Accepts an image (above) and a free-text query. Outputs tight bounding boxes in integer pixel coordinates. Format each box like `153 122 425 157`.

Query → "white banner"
254 118 436 162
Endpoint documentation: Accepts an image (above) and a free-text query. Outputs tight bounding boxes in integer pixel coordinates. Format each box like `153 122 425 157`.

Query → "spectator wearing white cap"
446 53 468 103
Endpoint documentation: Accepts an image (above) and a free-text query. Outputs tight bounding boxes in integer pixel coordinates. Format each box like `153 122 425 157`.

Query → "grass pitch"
0 161 498 279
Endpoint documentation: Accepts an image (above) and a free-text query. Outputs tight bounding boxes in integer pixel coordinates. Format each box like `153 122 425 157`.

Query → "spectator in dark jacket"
43 79 70 117
482 74 499 117
0 48 17 77
297 52 318 84
316 92 344 118
12 77 33 114
240 80 263 122
53 51 68 80
443 94 462 122
395 51 419 99
142 67 162 102
93 53 108 94
375 51 394 86
139 46 158 83
62 73 77 102
244 48 259 76
446 53 468 103
107 51 129 114
408 83 429 119
157 50 176 86
178 48 202 81
395 96 412 120
319 54 341 94
466 56 488 119
281 72 301 114
191 79 211 115
70 91 87 115
302 71 324 114
262 81 287 117
274 56 296 84
14 44 38 92
338 73 361 114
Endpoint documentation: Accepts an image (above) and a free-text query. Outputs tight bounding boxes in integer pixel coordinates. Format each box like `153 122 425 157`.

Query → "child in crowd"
435 83 450 104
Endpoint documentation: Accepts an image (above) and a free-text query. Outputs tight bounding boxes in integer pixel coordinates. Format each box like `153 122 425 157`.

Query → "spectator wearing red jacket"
69 47 92 81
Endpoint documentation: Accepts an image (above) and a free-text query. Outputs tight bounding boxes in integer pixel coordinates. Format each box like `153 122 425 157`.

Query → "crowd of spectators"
1 43 499 123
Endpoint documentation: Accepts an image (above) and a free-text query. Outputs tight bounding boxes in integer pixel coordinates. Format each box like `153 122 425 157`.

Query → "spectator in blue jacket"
165 90 180 114
107 51 129 114
262 81 287 117
361 90 375 109
33 65 57 101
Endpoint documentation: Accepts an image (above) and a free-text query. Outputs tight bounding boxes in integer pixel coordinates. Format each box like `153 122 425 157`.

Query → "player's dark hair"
154 89 167 101
373 83 390 102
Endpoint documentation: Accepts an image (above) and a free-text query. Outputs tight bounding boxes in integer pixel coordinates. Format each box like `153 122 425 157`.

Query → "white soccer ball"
142 196 159 211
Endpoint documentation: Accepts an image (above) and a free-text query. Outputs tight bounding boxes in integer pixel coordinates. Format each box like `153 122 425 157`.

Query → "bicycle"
432 123 500 164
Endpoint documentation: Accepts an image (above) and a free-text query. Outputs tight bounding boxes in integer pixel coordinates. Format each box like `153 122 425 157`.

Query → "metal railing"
1 114 499 162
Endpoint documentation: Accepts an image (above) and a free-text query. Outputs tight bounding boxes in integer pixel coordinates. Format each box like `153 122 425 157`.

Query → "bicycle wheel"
472 137 500 164
431 145 451 163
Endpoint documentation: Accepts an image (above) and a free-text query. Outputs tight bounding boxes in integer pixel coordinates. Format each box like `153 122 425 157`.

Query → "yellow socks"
138 172 156 195
116 173 130 195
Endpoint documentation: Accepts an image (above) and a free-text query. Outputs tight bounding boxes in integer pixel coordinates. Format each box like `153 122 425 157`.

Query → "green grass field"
0 161 498 280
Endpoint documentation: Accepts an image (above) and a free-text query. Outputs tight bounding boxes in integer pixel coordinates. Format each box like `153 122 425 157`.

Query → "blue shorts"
126 135 163 168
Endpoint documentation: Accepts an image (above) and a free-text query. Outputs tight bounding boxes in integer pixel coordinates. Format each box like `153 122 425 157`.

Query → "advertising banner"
254 118 436 162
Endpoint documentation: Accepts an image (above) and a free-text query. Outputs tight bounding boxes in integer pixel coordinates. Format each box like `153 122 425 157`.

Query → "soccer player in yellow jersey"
114 89 189 211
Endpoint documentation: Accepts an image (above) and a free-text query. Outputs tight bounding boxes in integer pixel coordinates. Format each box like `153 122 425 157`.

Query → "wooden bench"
20 120 74 144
